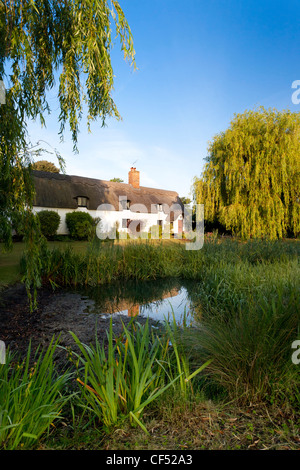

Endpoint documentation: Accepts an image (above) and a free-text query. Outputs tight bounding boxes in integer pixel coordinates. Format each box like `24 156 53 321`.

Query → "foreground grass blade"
0 337 72 450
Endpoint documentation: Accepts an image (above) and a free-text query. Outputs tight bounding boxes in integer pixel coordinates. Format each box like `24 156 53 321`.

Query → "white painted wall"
33 206 184 238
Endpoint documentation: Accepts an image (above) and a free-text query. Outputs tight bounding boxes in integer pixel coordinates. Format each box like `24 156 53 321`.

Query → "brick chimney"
128 167 140 189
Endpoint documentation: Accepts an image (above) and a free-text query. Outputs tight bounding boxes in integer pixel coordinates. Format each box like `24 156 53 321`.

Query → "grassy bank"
0 240 89 286
21 237 299 286
0 316 211 450
1 314 299 451
1 237 299 449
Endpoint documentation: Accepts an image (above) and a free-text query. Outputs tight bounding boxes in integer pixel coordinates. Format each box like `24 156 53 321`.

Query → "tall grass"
0 338 72 450
180 260 300 406
22 237 300 287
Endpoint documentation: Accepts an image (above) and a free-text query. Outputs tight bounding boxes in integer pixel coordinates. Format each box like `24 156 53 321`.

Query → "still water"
77 278 202 326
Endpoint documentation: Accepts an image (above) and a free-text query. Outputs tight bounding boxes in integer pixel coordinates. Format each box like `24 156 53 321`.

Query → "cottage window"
157 203 163 212
77 196 88 207
122 219 130 229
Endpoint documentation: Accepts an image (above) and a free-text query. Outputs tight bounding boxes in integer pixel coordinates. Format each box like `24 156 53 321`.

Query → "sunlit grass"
23 237 299 288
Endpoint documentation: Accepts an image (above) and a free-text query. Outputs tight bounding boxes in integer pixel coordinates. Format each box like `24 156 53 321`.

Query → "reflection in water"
77 279 202 325
128 304 139 317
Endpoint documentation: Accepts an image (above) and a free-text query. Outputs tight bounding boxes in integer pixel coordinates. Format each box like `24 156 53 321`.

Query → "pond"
0 279 203 361
76 278 202 326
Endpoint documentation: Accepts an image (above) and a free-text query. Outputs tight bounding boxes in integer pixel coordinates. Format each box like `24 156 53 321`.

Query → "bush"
37 210 60 239
65 211 96 240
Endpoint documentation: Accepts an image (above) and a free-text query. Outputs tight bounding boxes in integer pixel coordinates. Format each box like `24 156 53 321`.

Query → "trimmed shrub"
37 210 60 239
65 211 95 240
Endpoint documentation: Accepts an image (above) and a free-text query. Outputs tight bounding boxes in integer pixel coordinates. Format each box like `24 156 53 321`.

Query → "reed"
69 317 210 433
26 238 299 288
180 262 300 406
162 312 213 398
0 338 72 450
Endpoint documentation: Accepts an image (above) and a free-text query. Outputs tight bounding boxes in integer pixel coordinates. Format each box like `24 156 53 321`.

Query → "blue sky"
26 0 300 198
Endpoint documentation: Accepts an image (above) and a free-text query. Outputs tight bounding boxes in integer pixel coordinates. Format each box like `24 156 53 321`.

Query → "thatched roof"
32 171 183 218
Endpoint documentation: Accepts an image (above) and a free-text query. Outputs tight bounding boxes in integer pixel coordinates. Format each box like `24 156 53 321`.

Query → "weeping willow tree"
193 107 300 240
0 0 135 306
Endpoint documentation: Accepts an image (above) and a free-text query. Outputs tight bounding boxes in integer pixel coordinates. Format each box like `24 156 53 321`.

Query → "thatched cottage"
32 167 184 237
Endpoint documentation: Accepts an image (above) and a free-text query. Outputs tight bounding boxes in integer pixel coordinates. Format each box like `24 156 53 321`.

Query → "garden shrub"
37 210 60 239
66 211 97 240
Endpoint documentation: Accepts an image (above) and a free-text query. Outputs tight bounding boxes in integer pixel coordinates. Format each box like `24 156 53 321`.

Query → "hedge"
37 210 60 239
65 211 96 240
